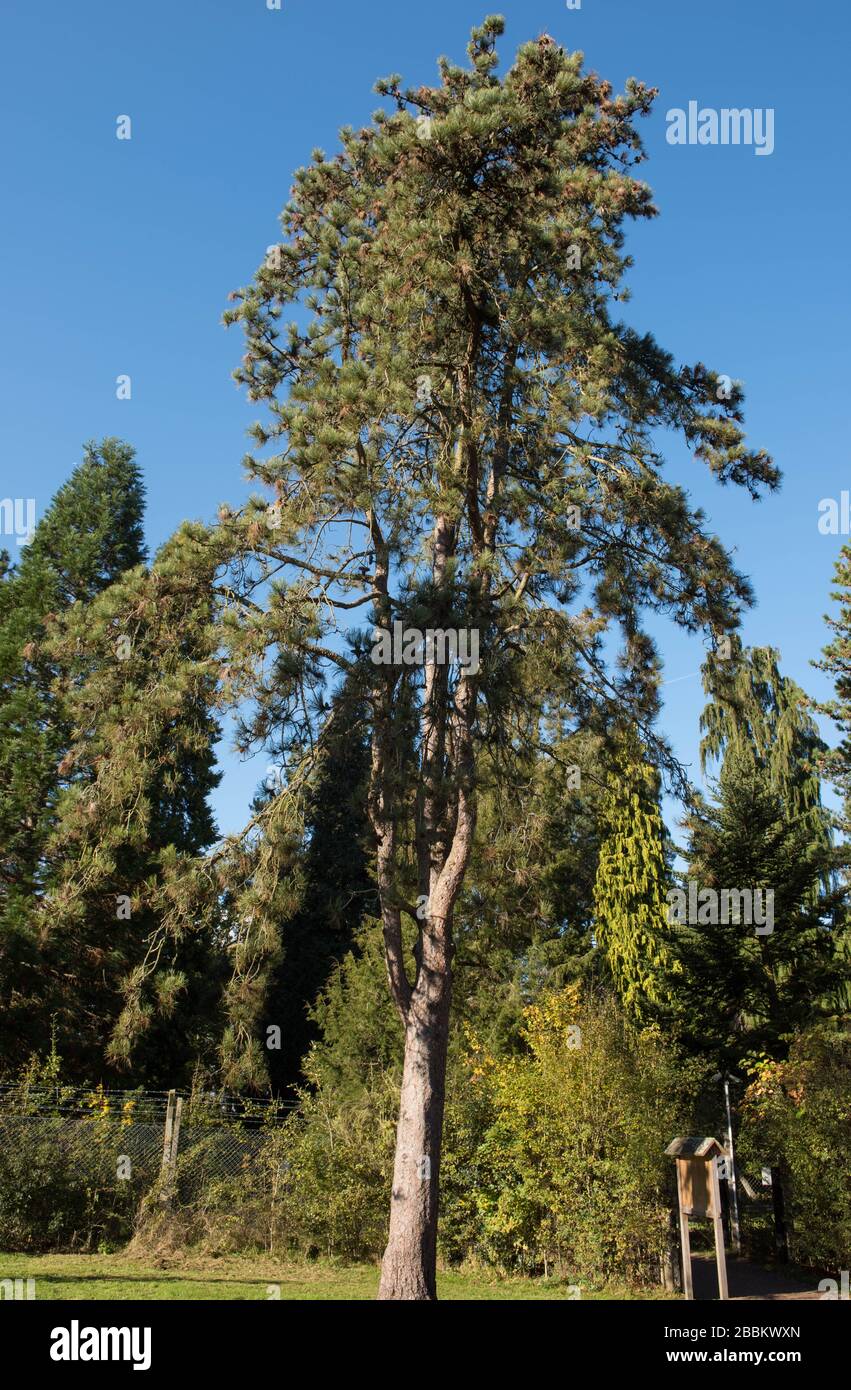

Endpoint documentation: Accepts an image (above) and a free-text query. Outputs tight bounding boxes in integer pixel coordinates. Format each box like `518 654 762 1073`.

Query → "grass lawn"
0 1251 673 1301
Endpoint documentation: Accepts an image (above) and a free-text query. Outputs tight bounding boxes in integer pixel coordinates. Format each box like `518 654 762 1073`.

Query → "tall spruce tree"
676 745 842 1066
700 639 832 868
695 637 846 1006
811 545 851 1007
0 440 147 1071
79 20 778 1296
813 545 851 836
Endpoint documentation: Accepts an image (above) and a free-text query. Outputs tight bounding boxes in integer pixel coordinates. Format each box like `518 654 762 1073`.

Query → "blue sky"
1 0 849 837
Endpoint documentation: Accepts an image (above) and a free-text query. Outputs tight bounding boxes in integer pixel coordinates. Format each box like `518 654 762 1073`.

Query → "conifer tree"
306 923 403 1101
813 545 851 837
262 672 378 1095
0 440 147 1071
700 638 831 862
454 727 605 1044
0 443 226 1083
592 732 679 1019
676 745 843 1066
811 546 851 1007
41 524 225 1083
81 20 778 1296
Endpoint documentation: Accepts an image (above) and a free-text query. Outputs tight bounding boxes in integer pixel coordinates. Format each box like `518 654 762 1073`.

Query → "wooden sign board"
665 1136 729 1301
680 1156 717 1218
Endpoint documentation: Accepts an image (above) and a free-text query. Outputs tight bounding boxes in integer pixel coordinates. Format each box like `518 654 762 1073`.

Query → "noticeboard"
680 1155 717 1218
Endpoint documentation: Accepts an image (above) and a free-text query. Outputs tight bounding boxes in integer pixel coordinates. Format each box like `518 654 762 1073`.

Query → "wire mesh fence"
0 1084 296 1252
0 1112 164 1183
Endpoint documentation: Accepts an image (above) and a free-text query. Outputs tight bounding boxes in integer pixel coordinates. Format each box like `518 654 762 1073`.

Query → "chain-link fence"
0 1085 293 1253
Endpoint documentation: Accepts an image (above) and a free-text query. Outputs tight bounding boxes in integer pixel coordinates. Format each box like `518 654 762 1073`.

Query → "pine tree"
223 19 775 1298
84 19 777 1296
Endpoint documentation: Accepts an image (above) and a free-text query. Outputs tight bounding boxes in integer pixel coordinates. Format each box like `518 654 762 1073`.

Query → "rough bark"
372 482 478 1299
377 933 452 1300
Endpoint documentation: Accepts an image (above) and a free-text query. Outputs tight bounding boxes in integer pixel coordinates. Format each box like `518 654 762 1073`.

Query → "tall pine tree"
82 20 778 1295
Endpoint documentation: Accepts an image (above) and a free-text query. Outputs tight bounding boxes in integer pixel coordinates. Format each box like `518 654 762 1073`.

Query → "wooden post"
675 1160 694 1300
710 1157 729 1301
722 1077 742 1256
160 1090 182 1204
171 1096 183 1168
161 1090 176 1176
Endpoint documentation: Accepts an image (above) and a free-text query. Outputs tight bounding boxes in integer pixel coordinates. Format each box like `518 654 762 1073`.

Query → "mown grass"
0 1251 672 1301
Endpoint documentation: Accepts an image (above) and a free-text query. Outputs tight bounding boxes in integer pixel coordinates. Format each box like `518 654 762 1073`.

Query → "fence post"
160 1090 183 1204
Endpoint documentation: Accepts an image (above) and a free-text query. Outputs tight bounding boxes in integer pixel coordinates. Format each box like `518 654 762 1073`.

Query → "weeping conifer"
592 732 680 1020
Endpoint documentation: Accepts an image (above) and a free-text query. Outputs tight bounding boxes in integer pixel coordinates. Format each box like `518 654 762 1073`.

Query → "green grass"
0 1252 672 1301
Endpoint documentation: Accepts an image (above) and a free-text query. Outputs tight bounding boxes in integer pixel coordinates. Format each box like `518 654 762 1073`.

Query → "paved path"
692 1254 824 1301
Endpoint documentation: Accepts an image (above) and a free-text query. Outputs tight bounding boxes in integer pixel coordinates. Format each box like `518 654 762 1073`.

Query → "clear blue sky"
2 0 849 837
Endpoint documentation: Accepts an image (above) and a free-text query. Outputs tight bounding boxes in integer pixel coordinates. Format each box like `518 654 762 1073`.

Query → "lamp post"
712 1070 742 1255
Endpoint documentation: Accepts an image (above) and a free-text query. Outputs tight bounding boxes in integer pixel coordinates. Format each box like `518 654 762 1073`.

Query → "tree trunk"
377 952 452 1300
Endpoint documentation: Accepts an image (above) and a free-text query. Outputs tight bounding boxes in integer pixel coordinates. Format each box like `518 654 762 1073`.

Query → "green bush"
442 987 708 1286
0 1115 150 1253
135 987 711 1285
737 1021 851 1271
272 1078 395 1260
132 1075 396 1262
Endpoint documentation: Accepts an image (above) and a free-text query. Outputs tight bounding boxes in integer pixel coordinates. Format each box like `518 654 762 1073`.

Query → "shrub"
0 1113 151 1253
443 986 707 1286
132 1073 396 1262
737 1021 851 1271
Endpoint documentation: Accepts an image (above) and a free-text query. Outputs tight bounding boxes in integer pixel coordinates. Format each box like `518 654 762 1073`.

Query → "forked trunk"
377 964 452 1300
